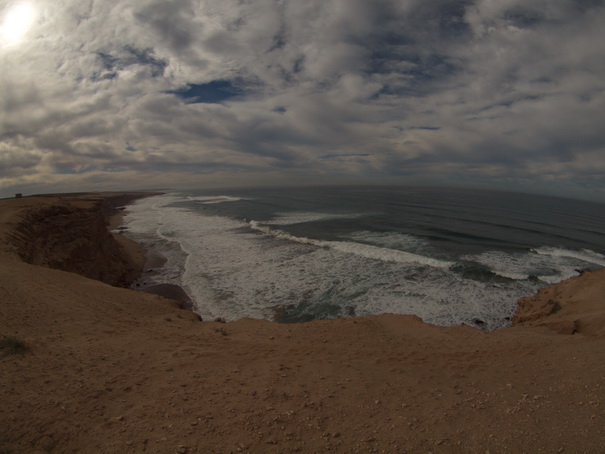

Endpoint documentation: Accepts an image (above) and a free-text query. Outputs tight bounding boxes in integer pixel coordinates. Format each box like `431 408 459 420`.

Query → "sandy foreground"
1 194 604 454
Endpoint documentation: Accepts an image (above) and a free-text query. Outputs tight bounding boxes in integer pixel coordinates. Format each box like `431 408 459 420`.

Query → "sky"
1 0 605 201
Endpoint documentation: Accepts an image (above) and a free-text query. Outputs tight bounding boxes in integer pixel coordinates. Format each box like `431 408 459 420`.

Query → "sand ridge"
1 194 604 453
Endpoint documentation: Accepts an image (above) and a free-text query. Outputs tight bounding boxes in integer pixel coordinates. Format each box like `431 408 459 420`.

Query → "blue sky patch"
169 80 244 104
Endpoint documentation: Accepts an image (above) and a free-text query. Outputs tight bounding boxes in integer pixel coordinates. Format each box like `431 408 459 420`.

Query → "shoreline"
108 194 192 309
107 194 153 286
114 196 198 313
2 193 605 453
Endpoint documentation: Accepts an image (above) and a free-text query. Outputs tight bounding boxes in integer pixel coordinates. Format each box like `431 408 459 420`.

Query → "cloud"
95 46 168 80
1 0 605 200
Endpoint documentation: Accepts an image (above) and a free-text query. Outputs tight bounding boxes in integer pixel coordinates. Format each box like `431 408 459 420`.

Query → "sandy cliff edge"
1 194 604 453
0 192 153 287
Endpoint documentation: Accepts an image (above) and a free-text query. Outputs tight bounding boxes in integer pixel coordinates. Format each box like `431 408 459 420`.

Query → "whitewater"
122 186 605 330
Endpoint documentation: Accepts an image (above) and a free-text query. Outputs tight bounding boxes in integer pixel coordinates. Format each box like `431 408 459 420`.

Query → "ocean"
122 186 605 330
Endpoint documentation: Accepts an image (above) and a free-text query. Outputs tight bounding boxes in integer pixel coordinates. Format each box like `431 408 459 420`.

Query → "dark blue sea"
123 186 605 330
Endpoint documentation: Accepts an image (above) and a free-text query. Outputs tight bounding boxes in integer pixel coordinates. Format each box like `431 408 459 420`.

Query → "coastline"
1 193 605 453
107 193 155 286
0 191 157 287
110 193 197 311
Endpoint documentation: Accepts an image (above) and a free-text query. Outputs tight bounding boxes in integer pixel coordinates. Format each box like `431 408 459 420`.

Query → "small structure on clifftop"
15 193 22 198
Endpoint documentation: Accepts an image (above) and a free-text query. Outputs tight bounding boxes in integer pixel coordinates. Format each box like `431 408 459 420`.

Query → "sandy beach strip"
1 193 604 453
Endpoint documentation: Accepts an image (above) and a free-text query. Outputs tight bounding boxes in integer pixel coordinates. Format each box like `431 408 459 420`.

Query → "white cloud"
1 0 605 200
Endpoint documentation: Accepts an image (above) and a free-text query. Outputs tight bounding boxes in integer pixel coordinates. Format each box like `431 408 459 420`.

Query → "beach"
1 193 604 453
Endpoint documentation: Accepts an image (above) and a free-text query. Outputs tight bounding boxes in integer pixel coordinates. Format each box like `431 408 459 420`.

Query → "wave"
262 211 364 226
344 230 429 252
249 221 453 269
463 251 540 281
532 246 605 267
324 240 454 268
249 221 322 246
463 246 605 284
187 195 248 204
451 262 514 284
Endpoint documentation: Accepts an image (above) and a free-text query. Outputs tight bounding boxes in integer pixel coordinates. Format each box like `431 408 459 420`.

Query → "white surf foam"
122 193 560 330
463 246 605 284
463 251 543 281
262 211 364 226
533 246 605 267
122 194 190 286
249 221 322 246
324 240 454 268
344 231 430 252
249 222 453 268
187 195 247 204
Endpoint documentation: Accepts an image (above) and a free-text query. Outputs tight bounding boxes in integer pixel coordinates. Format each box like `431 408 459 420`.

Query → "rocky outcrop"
5 194 148 287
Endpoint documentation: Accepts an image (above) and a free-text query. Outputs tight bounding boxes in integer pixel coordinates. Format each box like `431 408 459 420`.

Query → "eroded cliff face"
513 269 605 336
5 194 147 287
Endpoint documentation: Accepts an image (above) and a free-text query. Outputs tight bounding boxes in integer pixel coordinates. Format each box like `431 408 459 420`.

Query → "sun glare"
0 3 36 46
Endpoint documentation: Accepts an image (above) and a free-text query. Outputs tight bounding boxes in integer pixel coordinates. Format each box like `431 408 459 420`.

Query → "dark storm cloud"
1 0 605 199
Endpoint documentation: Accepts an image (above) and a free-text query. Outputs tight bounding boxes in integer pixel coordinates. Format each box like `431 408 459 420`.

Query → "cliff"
1 193 149 287
513 269 605 336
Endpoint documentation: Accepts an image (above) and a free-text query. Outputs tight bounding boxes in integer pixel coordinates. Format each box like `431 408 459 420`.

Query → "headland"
1 193 604 453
